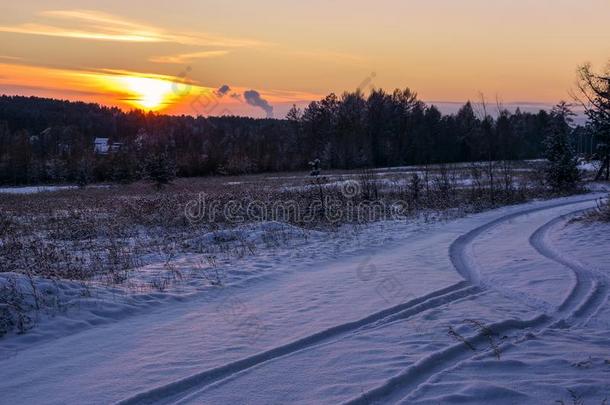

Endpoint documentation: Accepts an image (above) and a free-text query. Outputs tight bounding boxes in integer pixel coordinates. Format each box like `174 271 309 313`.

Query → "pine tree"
111 149 137 184
544 102 581 192
143 151 176 189
75 157 93 188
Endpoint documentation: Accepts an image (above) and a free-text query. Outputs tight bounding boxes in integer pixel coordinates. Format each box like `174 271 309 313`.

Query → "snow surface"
0 185 111 194
0 185 78 194
1 193 609 404
578 160 602 173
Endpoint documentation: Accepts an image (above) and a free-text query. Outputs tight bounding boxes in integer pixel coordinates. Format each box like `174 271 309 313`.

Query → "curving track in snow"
529 212 609 328
1 195 606 405
114 196 606 405
344 198 607 405
117 283 482 404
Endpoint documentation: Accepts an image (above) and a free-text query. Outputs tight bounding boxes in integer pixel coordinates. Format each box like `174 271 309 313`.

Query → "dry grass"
0 160 559 284
0 160 586 336
555 388 608 405
594 198 610 222
0 277 34 335
577 196 610 223
447 318 504 359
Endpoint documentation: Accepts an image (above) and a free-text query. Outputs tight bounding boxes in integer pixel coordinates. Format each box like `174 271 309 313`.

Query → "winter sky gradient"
0 0 609 117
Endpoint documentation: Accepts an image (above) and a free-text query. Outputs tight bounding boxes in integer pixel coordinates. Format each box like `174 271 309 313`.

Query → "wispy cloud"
0 23 161 42
262 88 326 102
149 50 230 64
0 9 267 47
41 9 150 30
287 49 365 65
0 55 24 62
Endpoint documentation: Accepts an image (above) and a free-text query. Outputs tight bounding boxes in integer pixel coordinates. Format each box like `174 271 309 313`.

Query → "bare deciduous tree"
574 62 610 180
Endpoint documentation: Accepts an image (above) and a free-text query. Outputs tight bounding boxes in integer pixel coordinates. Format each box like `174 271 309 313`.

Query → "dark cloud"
243 89 273 118
215 84 231 97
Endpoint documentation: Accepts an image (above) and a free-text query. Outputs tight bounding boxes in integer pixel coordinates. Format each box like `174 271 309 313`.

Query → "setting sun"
119 76 176 110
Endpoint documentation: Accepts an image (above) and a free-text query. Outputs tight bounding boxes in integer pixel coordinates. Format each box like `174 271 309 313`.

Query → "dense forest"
0 90 598 185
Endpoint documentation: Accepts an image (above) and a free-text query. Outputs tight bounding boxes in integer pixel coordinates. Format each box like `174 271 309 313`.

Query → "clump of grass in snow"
577 196 610 223
447 318 505 359
594 197 610 222
447 326 476 351
463 318 504 360
555 388 608 405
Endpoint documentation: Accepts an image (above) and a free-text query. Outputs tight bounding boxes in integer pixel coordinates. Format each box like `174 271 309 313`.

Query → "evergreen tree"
0 93 577 185
143 150 176 189
75 157 94 188
111 149 138 184
544 102 581 192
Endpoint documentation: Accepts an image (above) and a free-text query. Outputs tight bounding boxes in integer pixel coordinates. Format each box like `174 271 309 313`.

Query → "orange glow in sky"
0 1 609 117
114 76 178 110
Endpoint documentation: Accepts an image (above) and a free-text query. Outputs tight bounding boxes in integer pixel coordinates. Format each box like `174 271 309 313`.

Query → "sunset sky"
0 0 609 118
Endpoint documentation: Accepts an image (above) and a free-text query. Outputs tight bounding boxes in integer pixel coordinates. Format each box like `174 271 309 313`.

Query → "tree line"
0 67 607 186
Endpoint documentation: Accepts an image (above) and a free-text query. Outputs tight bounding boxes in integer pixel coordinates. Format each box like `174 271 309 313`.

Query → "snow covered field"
0 185 78 194
1 192 609 404
0 184 111 194
0 159 596 196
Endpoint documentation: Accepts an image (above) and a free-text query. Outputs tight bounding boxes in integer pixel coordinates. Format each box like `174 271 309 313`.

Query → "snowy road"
1 194 609 404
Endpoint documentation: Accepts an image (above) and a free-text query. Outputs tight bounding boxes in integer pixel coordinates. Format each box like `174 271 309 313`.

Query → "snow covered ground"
579 160 602 173
0 184 111 194
1 193 609 404
0 185 78 194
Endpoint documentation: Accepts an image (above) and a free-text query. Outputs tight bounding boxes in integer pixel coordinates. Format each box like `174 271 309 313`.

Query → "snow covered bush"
0 275 36 336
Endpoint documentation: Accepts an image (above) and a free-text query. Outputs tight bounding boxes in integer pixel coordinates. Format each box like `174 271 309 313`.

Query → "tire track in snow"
116 196 602 405
171 288 488 405
449 197 599 285
398 209 610 403
529 210 609 328
116 282 478 405
345 315 553 405
343 197 602 405
398 206 609 403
